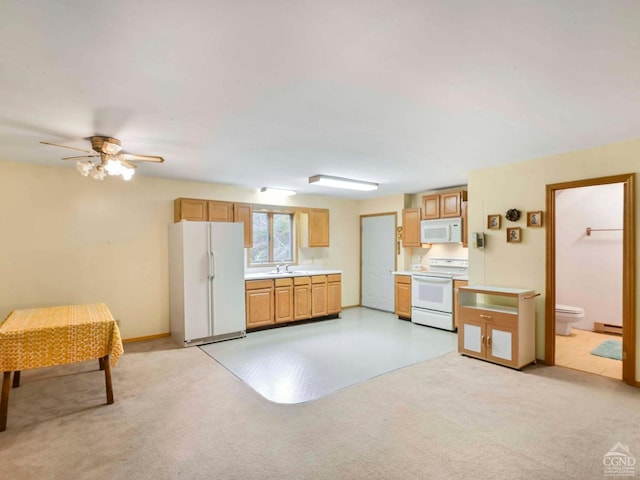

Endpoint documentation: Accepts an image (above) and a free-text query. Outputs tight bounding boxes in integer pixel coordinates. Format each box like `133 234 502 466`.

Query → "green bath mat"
590 340 622 361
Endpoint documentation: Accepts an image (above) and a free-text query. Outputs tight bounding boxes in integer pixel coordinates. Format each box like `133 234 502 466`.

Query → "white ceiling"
1 0 639 199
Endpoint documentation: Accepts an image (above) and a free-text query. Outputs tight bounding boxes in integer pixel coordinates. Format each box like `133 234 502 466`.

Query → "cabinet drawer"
294 276 311 285
246 279 274 290
275 277 293 287
311 275 327 284
395 275 411 284
327 274 341 283
459 306 516 327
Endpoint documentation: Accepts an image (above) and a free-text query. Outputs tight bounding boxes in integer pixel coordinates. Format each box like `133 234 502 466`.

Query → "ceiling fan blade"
118 153 165 163
61 155 100 161
120 159 138 169
41 141 95 154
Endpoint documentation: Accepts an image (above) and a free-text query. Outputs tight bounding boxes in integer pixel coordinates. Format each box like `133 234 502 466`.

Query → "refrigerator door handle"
208 252 215 280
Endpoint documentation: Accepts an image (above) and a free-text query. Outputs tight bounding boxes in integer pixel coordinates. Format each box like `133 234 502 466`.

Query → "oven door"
411 274 453 313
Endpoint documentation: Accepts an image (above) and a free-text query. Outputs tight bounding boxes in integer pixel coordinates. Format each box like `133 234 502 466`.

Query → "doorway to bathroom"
545 174 636 384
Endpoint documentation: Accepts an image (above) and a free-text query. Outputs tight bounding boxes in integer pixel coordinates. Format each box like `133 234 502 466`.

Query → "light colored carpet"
1 332 639 479
200 308 457 403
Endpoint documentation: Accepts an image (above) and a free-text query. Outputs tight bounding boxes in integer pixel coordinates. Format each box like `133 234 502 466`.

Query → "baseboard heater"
594 322 623 335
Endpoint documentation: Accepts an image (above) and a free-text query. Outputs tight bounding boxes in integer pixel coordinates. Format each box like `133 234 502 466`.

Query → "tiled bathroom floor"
555 329 622 379
200 307 457 403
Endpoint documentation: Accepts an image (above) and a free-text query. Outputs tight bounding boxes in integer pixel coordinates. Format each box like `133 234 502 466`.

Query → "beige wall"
467 138 640 378
0 160 360 339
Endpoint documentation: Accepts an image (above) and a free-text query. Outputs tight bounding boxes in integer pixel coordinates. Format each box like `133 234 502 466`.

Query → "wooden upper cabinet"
402 208 421 247
174 198 207 222
421 195 440 220
440 191 467 218
233 203 253 248
207 201 234 222
309 209 329 247
299 209 330 247
421 190 467 220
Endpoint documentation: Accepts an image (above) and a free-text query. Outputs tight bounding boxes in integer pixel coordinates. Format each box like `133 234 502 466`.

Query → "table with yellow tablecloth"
0 303 124 431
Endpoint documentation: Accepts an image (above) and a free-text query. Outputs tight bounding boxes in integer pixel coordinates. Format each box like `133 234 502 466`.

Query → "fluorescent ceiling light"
308 174 378 191
260 187 296 196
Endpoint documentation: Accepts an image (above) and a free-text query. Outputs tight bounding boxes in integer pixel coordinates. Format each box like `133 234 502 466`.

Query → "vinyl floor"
200 307 457 404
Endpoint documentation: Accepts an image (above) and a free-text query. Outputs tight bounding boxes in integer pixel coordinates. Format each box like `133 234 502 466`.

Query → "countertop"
245 269 342 281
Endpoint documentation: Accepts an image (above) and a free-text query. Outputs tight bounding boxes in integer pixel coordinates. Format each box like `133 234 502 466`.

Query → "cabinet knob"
480 314 492 319
487 336 492 347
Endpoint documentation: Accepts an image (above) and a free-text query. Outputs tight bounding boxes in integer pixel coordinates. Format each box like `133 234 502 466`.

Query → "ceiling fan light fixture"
308 174 378 191
90 165 106 181
105 158 123 176
75 160 93 177
121 167 135 181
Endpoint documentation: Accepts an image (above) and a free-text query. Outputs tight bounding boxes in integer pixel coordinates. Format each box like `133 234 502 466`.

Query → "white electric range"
411 258 468 331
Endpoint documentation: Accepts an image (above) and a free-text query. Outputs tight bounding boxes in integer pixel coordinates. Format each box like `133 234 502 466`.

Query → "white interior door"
361 214 396 312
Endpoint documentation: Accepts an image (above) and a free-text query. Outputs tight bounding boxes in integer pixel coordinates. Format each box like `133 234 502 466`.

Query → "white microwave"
420 217 462 244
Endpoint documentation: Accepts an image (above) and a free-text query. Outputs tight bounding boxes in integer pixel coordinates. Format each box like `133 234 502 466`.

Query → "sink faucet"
275 264 291 273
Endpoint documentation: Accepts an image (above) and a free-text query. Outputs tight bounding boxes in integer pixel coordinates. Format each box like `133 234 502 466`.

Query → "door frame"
545 173 636 385
359 212 398 307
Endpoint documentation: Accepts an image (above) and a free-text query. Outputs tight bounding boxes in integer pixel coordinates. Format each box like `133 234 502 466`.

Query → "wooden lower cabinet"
274 277 293 323
246 274 341 330
327 274 341 315
245 280 274 329
311 275 328 317
394 275 412 319
294 277 312 320
457 286 536 369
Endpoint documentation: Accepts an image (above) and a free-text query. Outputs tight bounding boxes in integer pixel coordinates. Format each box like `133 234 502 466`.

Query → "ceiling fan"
40 136 164 181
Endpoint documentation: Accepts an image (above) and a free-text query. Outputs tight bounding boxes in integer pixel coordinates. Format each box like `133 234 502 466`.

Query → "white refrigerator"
169 221 246 346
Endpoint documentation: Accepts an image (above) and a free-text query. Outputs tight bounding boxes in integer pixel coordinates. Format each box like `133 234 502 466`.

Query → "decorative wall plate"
505 208 521 222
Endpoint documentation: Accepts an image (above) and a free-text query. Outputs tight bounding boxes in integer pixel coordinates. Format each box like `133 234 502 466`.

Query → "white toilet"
555 304 585 335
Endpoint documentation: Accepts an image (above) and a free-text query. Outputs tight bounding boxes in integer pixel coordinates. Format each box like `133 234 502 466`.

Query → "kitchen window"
250 211 294 265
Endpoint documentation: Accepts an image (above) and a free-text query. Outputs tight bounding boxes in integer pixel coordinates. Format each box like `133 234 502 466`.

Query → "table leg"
102 355 114 404
98 357 105 371
1 371 11 432
12 371 20 388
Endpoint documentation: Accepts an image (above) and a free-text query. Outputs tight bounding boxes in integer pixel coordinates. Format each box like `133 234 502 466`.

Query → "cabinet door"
309 210 329 247
395 275 412 318
422 195 440 220
174 198 207 222
294 284 311 320
245 287 274 328
440 192 461 218
459 319 486 358
207 201 234 222
487 325 517 367
311 277 328 317
327 277 342 314
401 208 421 247
275 286 294 323
234 203 253 248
